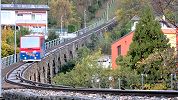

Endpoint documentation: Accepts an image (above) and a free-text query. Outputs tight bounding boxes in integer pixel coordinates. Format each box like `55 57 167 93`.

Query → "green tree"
128 6 170 69
136 47 176 85
45 31 58 42
52 49 102 87
77 46 90 62
16 27 30 47
86 33 100 51
111 21 131 42
68 24 76 33
48 17 57 28
112 66 140 89
99 32 112 54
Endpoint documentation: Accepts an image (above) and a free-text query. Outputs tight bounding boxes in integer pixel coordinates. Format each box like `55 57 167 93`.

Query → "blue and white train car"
20 34 45 61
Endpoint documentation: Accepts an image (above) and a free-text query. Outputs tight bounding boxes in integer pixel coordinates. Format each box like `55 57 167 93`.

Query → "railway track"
5 17 178 98
5 17 117 88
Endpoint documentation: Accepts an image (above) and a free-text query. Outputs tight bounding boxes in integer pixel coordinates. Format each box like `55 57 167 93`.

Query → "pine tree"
128 6 170 69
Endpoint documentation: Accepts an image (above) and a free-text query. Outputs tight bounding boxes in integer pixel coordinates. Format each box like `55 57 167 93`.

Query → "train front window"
21 37 40 48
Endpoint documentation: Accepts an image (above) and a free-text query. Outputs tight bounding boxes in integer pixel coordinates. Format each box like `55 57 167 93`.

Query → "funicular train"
20 34 45 61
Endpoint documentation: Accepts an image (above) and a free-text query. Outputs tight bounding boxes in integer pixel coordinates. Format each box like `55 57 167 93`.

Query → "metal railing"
1 18 106 69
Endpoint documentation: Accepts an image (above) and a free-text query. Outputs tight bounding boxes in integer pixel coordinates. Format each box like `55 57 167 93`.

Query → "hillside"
2 0 113 29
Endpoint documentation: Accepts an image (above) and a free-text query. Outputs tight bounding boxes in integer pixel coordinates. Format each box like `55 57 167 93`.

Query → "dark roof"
1 4 49 10
160 20 175 28
131 16 140 21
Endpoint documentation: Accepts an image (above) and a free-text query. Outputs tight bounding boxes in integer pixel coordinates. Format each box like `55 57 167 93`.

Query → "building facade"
1 4 49 34
111 20 176 69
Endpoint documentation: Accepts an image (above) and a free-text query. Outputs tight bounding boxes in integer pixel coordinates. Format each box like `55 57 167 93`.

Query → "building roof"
112 28 176 45
1 4 49 10
112 31 134 44
162 28 176 34
131 16 140 21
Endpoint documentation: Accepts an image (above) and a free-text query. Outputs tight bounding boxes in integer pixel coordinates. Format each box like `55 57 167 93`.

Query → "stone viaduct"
23 19 117 84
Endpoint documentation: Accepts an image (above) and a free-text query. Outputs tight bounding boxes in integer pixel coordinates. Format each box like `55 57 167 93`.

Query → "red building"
111 28 176 69
111 31 134 69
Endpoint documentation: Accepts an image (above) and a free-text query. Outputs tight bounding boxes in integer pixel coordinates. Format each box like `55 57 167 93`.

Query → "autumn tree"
151 0 178 24
50 0 81 30
2 41 14 57
2 26 14 44
1 26 29 57
1 26 15 57
112 0 148 42
115 0 148 23
2 0 48 4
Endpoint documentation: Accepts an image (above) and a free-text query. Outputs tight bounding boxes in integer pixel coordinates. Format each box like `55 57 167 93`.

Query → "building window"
36 14 42 20
32 14 35 20
2 12 10 20
125 41 127 45
17 14 23 20
117 45 121 56
17 14 23 16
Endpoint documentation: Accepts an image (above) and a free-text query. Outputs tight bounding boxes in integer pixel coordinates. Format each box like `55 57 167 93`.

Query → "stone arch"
58 54 61 69
42 66 46 83
58 55 61 65
64 54 67 62
43 66 45 76
54 54 59 74
34 73 36 82
75 44 78 51
69 51 73 59
29 76 32 80
47 63 51 84
37 70 41 82
82 43 84 47
52 59 56 75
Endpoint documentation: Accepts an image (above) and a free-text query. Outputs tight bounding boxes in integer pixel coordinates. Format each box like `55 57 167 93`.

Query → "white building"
98 55 111 68
1 4 49 34
59 33 77 40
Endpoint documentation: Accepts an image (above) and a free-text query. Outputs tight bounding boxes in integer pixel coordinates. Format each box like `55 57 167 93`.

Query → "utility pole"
0 0 2 97
84 9 86 28
141 74 147 90
46 0 49 5
141 74 144 90
61 15 63 35
14 15 17 63
106 2 109 21
118 78 121 89
171 74 173 89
